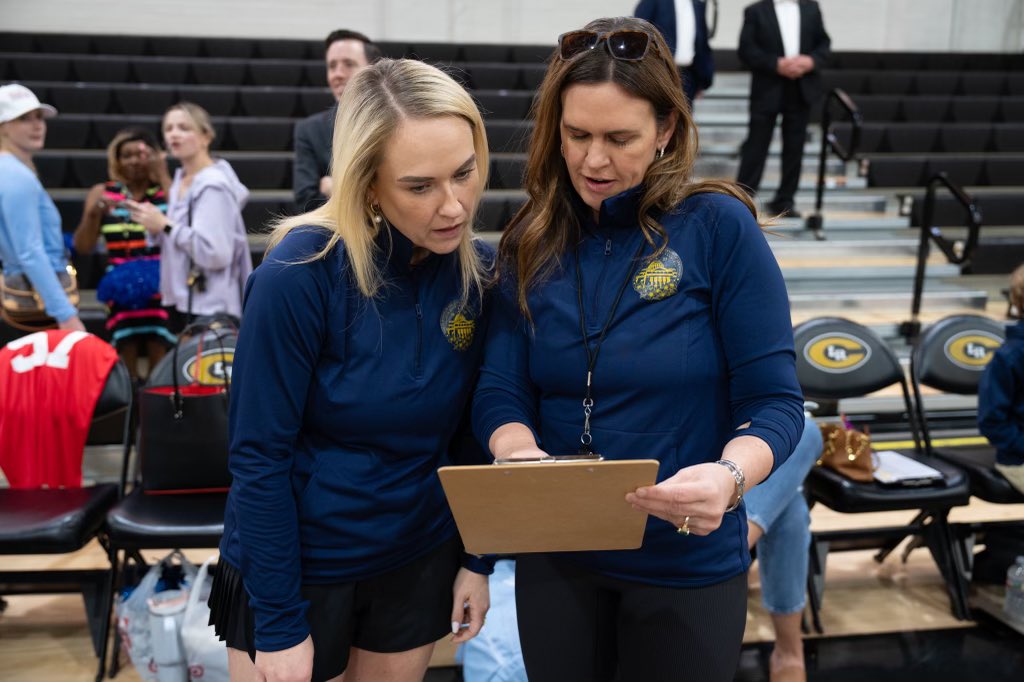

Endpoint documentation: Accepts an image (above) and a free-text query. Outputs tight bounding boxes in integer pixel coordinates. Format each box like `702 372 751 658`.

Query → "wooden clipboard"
438 459 660 554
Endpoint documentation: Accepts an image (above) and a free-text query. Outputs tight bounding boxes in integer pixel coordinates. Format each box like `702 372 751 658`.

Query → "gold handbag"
0 265 79 332
818 422 875 483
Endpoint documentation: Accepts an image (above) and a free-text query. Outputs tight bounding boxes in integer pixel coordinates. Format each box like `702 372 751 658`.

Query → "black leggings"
515 554 748 682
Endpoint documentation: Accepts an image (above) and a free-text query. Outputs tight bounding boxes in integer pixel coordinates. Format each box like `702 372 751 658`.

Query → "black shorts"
208 535 461 681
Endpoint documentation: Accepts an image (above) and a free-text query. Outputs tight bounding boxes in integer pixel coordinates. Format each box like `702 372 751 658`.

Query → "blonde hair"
269 58 490 304
1010 264 1024 319
500 16 757 318
163 101 216 143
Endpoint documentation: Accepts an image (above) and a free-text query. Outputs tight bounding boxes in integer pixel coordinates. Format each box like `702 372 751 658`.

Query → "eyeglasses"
557 30 656 62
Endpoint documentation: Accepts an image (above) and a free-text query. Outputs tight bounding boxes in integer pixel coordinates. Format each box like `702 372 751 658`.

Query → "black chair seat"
105 491 226 548
0 484 118 554
807 453 970 513
933 446 1024 504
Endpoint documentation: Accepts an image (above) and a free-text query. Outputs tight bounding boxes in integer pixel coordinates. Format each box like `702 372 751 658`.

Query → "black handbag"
138 322 234 494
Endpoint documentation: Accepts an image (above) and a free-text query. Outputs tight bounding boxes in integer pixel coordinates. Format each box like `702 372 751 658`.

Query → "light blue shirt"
0 153 76 322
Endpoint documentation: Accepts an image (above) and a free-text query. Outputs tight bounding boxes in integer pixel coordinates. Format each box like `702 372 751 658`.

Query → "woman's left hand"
450 567 490 643
125 199 166 235
626 462 738 536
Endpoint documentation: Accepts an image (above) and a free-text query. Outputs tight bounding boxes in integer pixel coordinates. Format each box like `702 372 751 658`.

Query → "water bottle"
1005 556 1024 623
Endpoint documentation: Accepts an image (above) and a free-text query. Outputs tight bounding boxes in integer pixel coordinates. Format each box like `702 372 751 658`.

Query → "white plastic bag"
116 552 197 681
181 558 229 681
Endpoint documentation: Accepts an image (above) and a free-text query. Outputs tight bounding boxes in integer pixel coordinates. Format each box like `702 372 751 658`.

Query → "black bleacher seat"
832 52 879 69
938 124 992 153
1007 74 1024 96
227 118 294 152
926 157 984 187
951 97 1001 123
52 195 82 230
73 56 132 84
868 72 914 95
993 124 1024 152
962 72 1007 96
34 33 92 54
300 90 334 119
96 35 148 56
833 123 884 154
238 87 300 117
147 36 202 58
6 54 73 81
70 155 111 188
0 32 36 52
242 197 292 234
520 64 548 89
90 115 161 149
469 64 522 90
375 42 408 59
866 156 927 187
912 192 1024 227
475 91 533 120
878 53 927 70
110 84 178 116
486 121 533 154
886 124 938 154
437 63 473 90
914 72 960 96
248 60 306 87
463 44 512 63
256 39 313 60
822 70 867 95
45 116 94 149
490 156 527 191
132 58 191 85
409 44 462 63
303 62 328 88
999 98 1024 123
176 85 239 117
511 45 554 63
477 195 509 232
229 155 291 190
46 83 112 115
193 58 249 86
902 96 952 122
854 96 901 122
203 37 257 60
34 155 70 188
984 158 1024 186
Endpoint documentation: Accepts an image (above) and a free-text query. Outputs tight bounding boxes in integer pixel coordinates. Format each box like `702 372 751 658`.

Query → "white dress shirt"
673 0 696 66
774 0 801 58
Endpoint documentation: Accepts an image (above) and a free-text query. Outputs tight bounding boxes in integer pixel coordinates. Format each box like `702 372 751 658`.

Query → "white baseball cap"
0 84 58 124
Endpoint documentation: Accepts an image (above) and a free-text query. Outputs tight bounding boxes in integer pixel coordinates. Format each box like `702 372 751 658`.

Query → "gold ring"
677 516 691 536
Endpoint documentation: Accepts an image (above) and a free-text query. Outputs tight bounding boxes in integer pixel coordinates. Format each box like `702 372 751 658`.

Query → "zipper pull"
414 303 423 320
604 239 612 256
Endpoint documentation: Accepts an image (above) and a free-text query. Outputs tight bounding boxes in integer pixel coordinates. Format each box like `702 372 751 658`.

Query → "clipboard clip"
493 453 605 465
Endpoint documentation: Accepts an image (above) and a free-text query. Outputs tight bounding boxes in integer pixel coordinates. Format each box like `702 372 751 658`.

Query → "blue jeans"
458 559 527 682
743 415 822 615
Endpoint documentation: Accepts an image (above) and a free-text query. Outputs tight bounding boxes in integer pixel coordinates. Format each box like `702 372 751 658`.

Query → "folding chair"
794 317 973 630
0 343 132 677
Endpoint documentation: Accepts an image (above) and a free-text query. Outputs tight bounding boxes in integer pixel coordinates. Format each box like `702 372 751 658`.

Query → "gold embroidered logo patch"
943 331 1002 370
633 248 683 301
441 300 476 351
181 349 234 384
803 333 871 373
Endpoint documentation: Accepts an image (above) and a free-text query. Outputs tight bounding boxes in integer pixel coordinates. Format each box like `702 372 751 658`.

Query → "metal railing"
707 0 719 39
898 172 983 343
805 88 861 239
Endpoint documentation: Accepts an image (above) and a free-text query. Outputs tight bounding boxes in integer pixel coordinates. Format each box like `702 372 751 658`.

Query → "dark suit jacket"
635 0 714 99
738 0 831 114
292 106 336 212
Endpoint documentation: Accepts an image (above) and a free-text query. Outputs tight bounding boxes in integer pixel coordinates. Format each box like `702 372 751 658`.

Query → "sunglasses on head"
557 29 656 62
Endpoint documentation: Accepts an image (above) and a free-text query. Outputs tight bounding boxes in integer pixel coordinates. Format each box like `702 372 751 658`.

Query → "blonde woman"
208 59 493 682
0 84 83 331
127 102 251 331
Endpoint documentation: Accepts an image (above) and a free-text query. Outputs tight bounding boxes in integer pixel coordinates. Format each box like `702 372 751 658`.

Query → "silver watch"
715 459 745 512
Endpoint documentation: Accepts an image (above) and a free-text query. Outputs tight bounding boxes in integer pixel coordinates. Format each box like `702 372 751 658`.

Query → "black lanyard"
574 237 647 453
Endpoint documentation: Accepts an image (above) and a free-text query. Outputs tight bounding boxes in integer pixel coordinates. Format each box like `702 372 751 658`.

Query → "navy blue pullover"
978 320 1024 465
220 225 493 652
473 188 804 587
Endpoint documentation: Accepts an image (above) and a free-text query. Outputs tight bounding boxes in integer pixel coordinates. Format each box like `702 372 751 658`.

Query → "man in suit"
635 0 714 103
736 0 831 218
293 29 381 211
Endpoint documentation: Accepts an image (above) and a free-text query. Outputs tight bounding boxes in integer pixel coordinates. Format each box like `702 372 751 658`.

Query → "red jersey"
0 330 119 488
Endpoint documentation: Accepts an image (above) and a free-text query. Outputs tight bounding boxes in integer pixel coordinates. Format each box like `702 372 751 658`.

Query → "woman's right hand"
254 635 314 682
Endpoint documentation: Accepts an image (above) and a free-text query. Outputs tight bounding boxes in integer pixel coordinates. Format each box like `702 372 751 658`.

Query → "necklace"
573 237 647 454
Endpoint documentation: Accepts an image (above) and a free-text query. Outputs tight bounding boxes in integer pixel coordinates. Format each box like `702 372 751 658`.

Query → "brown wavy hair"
499 16 757 318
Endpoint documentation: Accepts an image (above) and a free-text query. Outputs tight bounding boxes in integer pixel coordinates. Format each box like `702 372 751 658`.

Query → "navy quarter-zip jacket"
221 224 492 652
979 320 1024 465
473 188 804 587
